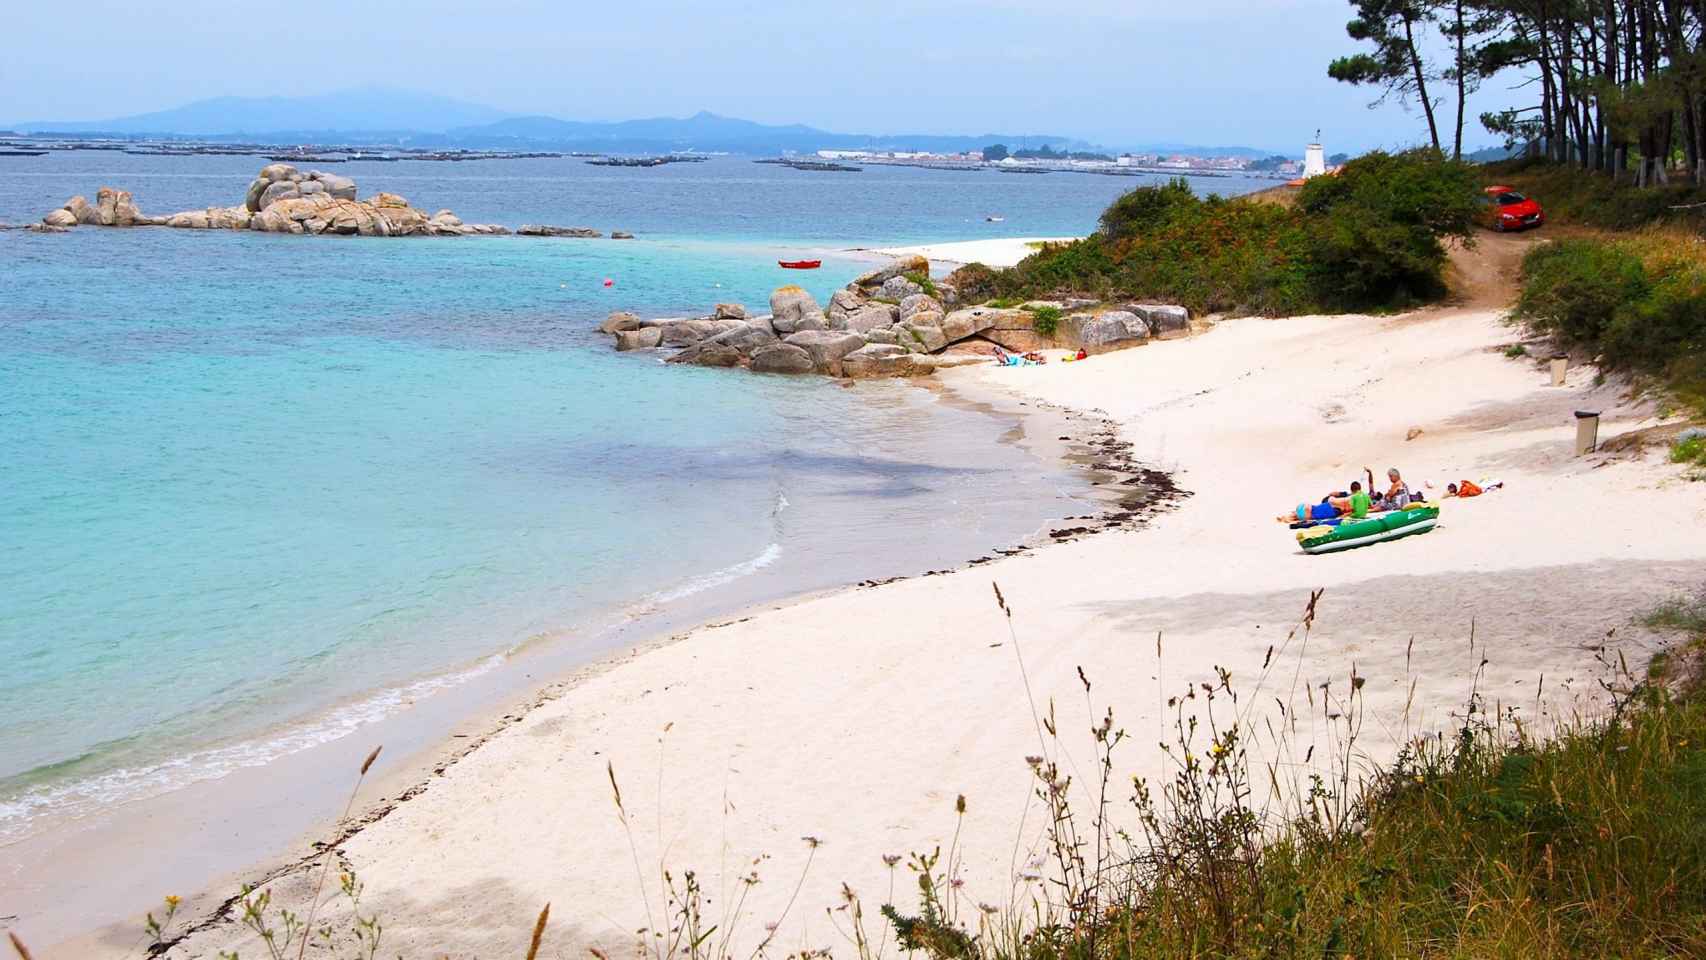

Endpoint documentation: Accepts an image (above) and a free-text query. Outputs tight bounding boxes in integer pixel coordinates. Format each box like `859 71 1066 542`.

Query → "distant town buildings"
799 145 1314 179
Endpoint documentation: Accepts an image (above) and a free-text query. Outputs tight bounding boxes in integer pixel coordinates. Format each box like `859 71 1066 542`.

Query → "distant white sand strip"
870 236 1081 268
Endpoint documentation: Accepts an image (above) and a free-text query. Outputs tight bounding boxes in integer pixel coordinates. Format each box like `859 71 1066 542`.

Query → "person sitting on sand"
1366 466 1411 510
1336 481 1373 519
991 346 1028 367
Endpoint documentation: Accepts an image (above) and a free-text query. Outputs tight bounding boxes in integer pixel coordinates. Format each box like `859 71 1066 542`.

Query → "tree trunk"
1452 0 1466 161
1402 17 1443 154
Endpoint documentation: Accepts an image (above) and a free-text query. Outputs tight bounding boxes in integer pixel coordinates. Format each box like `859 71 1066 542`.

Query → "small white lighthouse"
1303 130 1327 179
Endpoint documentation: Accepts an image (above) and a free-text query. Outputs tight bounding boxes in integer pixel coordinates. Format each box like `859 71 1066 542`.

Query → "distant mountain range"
16 88 508 136
10 88 1280 157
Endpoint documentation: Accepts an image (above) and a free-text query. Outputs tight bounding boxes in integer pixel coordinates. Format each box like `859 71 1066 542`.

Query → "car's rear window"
1496 191 1527 205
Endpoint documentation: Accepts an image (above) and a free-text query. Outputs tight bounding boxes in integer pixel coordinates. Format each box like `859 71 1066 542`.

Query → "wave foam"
646 542 783 605
0 653 504 843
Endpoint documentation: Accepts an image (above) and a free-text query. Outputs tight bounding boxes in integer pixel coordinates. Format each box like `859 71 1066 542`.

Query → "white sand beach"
61 240 1706 960
872 237 1081 268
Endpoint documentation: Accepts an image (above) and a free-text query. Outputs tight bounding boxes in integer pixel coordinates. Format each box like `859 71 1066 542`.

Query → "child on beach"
1446 479 1503 497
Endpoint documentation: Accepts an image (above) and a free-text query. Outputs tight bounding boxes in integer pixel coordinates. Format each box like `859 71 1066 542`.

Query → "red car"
1481 185 1545 232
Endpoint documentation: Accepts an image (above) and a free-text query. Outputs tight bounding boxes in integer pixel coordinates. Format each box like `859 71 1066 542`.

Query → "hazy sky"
3 0 1524 152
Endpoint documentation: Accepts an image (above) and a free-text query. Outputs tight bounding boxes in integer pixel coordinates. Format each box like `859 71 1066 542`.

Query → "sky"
2 0 1527 153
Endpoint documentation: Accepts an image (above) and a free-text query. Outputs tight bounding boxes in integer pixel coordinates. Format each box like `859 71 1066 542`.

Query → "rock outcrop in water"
38 164 510 237
601 255 1197 379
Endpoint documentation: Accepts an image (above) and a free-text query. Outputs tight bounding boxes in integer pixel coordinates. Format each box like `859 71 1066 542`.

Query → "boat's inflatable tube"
1296 505 1439 554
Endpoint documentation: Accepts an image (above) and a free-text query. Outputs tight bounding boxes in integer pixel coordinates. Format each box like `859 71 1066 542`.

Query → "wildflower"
165 895 182 909
801 835 822 848
882 854 901 867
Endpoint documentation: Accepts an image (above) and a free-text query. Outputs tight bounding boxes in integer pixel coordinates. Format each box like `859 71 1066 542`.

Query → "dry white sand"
872 237 1080 268
68 293 1706 960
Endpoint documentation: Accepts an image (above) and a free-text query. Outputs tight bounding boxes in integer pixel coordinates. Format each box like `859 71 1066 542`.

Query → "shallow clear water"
0 155 1267 839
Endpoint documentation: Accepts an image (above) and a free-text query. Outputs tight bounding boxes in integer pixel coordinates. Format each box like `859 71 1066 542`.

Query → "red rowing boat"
778 259 821 269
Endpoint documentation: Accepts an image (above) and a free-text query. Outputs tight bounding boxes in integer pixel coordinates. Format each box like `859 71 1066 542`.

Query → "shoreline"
26 241 1706 960
113 278 1706 959
18 361 1179 956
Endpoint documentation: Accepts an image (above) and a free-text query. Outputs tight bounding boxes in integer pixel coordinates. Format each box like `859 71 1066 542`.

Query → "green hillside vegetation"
949 150 1479 316
1515 230 1706 416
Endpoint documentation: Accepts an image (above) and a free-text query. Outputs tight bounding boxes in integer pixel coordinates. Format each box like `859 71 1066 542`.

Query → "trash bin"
1574 410 1601 455
1550 355 1569 386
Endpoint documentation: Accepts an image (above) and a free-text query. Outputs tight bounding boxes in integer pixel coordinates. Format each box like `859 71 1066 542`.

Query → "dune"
68 246 1706 960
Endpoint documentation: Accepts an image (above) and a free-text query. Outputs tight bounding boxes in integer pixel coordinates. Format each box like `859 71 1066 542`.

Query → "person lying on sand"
1282 501 1343 524
1280 481 1371 524
1446 479 1503 497
991 346 1047 367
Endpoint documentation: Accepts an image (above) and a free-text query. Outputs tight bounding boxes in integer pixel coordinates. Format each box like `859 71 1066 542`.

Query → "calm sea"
0 153 1270 840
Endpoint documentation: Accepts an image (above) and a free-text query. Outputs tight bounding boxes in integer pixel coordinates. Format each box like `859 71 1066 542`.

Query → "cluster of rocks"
517 225 633 239
36 163 511 237
600 255 1195 379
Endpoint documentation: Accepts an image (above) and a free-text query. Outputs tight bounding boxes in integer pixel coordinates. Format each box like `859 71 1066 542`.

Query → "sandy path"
69 261 1706 960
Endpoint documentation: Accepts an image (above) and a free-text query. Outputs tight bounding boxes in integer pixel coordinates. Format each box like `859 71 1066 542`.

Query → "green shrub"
1513 232 1706 417
1602 259 1706 370
1026 304 1062 337
982 151 1477 316
1673 434 1706 465
1098 177 1197 239
1505 343 1529 358
946 263 1000 303
1299 149 1480 307
904 270 941 299
1515 239 1649 348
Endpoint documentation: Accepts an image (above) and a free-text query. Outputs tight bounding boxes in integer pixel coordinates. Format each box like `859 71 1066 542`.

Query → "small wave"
0 653 505 844
645 542 783 606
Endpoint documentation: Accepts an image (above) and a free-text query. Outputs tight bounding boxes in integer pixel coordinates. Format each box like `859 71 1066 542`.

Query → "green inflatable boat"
1295 505 1440 554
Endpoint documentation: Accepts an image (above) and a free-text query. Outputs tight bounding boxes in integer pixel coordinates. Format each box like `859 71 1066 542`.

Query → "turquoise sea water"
0 155 1270 840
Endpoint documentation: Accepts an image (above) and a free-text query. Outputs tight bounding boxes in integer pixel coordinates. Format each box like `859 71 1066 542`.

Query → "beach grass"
869 592 1706 960
86 592 1706 960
